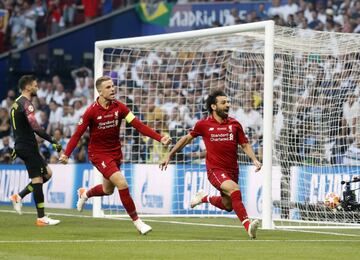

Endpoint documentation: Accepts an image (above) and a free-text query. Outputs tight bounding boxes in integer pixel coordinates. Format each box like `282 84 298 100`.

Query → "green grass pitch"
0 205 359 260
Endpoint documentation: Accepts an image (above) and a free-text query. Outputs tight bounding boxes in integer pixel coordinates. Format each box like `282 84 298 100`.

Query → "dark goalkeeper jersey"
189 115 248 170
10 95 53 149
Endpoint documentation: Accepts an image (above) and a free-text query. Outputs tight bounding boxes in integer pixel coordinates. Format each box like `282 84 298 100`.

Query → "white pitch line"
280 228 360 237
1 209 359 238
0 239 360 244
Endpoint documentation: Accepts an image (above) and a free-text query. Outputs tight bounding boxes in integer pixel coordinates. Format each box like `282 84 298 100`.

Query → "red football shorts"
207 168 239 192
89 153 122 180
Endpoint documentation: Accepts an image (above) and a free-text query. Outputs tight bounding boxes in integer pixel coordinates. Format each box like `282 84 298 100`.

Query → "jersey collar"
209 114 229 124
95 97 114 110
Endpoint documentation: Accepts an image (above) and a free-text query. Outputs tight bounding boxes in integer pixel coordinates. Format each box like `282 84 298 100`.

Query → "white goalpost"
92 21 360 229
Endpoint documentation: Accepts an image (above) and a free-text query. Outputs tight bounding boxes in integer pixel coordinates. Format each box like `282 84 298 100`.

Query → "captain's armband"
125 112 135 123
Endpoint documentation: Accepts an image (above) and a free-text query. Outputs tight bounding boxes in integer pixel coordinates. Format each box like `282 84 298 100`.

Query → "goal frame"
93 21 275 229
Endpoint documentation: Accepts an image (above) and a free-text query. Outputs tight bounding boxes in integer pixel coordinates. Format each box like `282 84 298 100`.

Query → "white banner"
245 166 281 219
132 164 174 214
0 164 76 208
43 164 76 208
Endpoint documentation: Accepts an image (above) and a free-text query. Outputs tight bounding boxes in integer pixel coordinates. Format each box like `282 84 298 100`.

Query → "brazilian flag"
135 2 174 26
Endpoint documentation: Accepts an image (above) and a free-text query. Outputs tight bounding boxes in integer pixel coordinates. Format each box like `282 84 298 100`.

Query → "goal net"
93 21 360 228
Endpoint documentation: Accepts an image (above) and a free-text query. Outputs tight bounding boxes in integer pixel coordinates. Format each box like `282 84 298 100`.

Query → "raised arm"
159 134 194 171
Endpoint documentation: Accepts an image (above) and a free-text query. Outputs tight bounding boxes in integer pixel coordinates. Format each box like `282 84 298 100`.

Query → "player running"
160 89 262 239
59 76 171 235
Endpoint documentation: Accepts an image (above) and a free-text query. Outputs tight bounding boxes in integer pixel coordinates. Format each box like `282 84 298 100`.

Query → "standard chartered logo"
210 133 232 142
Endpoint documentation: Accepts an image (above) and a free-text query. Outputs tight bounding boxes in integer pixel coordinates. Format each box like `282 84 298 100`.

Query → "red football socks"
230 190 250 231
208 196 228 211
118 188 138 221
86 184 107 198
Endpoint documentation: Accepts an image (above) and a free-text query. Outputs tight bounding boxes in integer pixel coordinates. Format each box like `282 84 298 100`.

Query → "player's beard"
215 107 229 119
30 89 37 97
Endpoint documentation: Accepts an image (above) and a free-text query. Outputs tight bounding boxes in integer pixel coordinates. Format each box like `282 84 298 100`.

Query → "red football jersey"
189 115 248 170
65 98 130 157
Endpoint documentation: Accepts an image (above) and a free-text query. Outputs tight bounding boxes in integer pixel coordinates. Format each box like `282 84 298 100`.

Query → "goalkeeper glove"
52 143 62 153
10 149 17 161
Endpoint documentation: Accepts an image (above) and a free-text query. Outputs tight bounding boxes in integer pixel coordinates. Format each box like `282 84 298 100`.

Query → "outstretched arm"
159 134 194 171
59 112 90 164
27 113 54 144
129 116 171 145
240 143 262 172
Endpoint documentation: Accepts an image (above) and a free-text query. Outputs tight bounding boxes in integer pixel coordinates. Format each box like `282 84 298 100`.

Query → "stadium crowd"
0 0 134 52
1 0 360 166
1 49 359 166
2 1 360 53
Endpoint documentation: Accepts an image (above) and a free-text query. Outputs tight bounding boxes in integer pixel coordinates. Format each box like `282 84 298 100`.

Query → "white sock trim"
242 218 250 225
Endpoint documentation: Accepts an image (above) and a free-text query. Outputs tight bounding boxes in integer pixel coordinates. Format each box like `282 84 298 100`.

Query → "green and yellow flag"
135 2 173 26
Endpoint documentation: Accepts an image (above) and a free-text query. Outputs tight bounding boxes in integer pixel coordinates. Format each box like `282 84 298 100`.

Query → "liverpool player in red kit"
160 89 262 239
59 76 171 234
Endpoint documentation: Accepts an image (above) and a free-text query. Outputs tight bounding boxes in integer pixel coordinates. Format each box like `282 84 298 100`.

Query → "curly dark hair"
206 89 227 114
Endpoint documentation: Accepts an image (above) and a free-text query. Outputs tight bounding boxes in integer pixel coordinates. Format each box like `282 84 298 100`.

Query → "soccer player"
9 75 62 226
159 89 262 239
59 76 171 235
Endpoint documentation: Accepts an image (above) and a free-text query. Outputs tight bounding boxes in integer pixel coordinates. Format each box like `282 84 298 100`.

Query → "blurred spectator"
47 100 63 134
37 80 49 99
354 16 360 33
53 82 66 105
37 110 50 130
339 0 353 14
342 92 359 137
63 0 77 28
45 81 55 104
82 0 100 22
268 0 283 18
72 135 89 163
48 0 64 35
23 1 37 43
223 8 241 26
326 0 338 15
308 10 322 30
47 128 67 161
0 107 11 138
0 136 14 164
304 1 315 23
256 3 268 20
102 0 113 15
281 0 299 22
8 5 25 49
38 97 50 115
146 107 169 163
343 130 360 165
60 104 76 137
71 66 92 98
72 99 86 122
1 89 15 112
341 14 352 33
34 0 47 39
